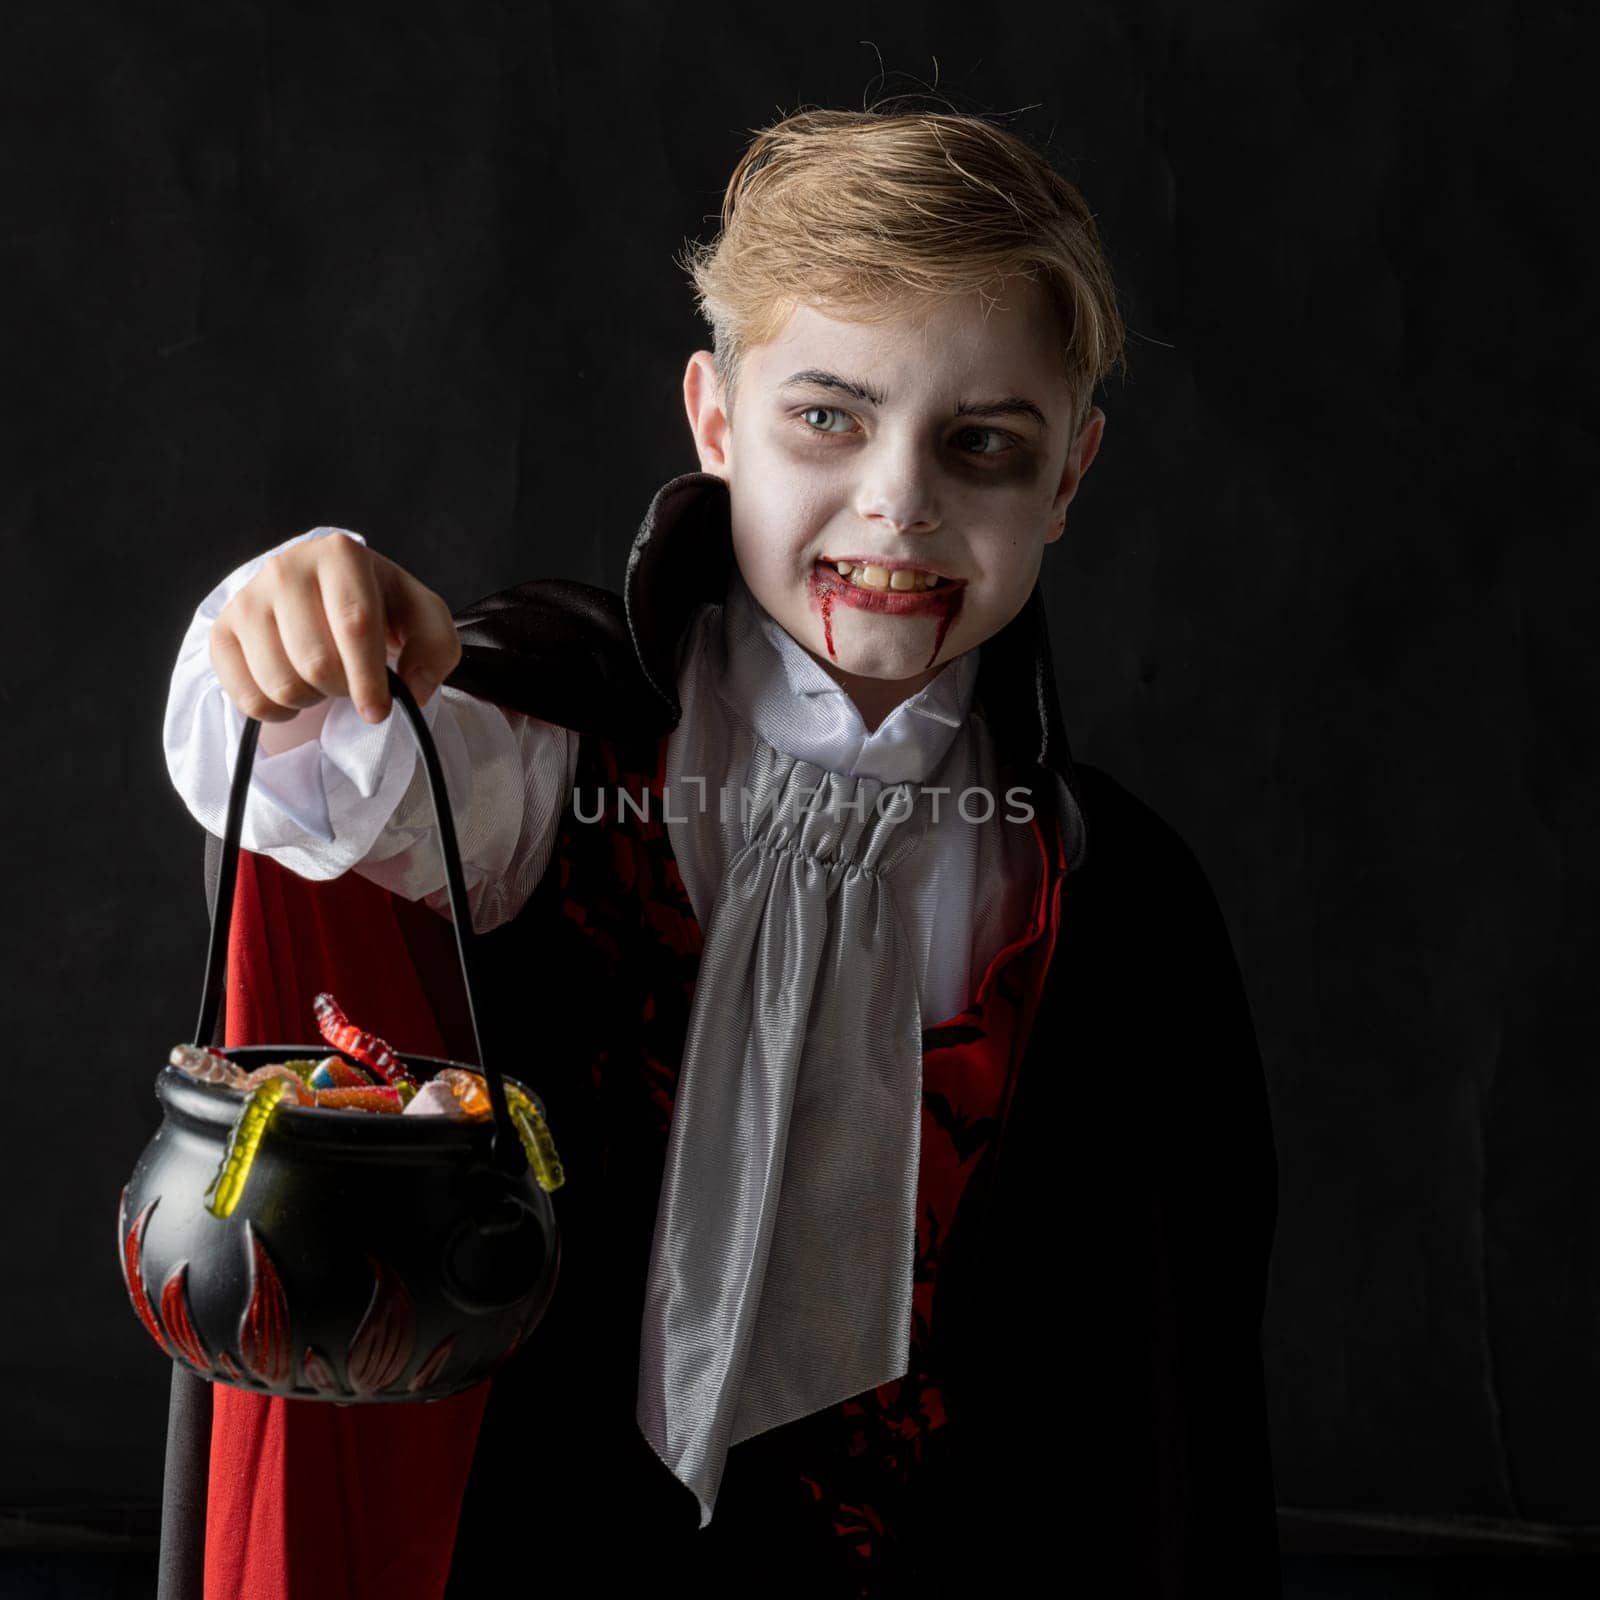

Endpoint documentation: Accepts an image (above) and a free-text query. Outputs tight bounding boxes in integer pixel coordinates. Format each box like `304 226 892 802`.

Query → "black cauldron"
118 670 560 1403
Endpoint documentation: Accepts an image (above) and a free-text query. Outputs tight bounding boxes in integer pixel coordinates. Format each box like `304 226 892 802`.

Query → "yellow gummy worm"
504 1083 565 1193
204 1078 291 1219
433 1068 564 1190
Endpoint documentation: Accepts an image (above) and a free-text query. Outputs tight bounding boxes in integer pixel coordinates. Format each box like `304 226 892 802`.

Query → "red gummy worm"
311 992 417 1089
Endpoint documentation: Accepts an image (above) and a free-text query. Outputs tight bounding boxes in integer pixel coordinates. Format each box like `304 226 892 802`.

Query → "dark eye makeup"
790 406 1023 459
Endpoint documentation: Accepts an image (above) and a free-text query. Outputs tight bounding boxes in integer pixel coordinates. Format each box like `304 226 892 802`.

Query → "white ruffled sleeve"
163 528 580 935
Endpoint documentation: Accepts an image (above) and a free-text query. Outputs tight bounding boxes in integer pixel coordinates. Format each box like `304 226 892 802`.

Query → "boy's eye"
797 405 855 436
793 406 1016 457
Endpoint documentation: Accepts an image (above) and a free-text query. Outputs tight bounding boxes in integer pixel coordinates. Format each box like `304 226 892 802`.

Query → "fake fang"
806 560 965 671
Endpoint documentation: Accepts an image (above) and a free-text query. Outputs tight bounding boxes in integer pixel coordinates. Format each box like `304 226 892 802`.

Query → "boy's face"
683 278 1104 710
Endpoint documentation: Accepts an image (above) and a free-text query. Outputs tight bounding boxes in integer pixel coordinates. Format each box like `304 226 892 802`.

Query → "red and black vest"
443 723 1066 1595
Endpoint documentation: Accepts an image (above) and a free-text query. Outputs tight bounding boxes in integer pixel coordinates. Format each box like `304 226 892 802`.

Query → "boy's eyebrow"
777 368 1049 430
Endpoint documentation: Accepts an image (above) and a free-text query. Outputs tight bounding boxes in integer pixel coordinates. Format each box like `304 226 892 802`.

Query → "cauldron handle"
193 669 527 1176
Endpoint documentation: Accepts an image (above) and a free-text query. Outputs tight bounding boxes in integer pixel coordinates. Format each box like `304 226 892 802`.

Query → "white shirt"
163 530 1041 1025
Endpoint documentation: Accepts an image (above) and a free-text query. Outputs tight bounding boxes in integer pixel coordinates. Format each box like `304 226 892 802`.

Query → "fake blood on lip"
806 561 965 672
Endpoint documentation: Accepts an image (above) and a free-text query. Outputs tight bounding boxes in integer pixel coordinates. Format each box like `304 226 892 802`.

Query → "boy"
161 106 1279 1596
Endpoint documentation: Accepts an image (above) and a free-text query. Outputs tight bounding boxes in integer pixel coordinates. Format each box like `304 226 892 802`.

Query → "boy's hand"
209 533 462 726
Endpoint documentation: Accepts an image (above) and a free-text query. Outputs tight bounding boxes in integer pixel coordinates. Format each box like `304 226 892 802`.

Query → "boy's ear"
684 351 731 480
1045 405 1106 539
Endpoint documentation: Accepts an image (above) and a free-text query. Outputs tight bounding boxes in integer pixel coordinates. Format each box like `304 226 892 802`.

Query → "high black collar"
451 469 1089 869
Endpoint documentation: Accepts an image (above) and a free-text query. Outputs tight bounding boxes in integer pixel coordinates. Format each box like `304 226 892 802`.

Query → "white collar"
713 565 977 786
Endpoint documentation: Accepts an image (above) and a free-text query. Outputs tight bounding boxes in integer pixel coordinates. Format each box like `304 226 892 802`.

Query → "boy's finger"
318 542 392 723
209 623 293 723
231 616 319 721
385 580 460 707
275 577 353 707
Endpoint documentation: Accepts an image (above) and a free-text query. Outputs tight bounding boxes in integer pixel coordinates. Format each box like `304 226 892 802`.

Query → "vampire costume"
157 471 1281 1598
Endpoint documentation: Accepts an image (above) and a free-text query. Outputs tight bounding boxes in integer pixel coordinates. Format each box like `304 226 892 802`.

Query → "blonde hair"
676 101 1128 442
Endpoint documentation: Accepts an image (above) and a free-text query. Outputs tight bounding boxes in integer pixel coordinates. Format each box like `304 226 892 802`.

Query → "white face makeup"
683 278 1104 730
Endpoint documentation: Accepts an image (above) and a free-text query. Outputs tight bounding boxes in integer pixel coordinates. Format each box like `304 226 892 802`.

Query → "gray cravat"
635 734 938 1528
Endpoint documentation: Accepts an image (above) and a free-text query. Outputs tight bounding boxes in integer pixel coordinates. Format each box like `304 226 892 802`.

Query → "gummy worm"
204 1078 291 1219
238 1064 315 1103
169 1043 246 1087
432 1067 564 1191
505 1082 565 1193
311 993 418 1092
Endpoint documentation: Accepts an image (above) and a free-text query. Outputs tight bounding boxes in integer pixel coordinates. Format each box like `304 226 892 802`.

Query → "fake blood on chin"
806 561 965 670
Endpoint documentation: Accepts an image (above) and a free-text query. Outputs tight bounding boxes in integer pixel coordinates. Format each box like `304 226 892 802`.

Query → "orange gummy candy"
313 1086 403 1113
434 1069 494 1120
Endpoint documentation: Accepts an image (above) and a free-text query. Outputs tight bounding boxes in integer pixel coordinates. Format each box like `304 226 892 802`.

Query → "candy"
165 998 561 1218
238 1065 316 1105
204 1079 291 1218
420 1068 563 1189
504 1075 549 1120
505 1081 565 1194
309 1055 379 1090
433 1068 494 1120
312 1086 403 1113
169 1044 247 1088
312 993 418 1092
402 1080 470 1118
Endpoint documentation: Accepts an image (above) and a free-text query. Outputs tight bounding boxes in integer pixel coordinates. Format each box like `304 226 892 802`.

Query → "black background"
2 0 1595 1558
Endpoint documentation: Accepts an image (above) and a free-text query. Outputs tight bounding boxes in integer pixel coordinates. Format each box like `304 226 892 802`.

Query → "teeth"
829 561 942 591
